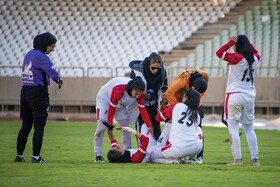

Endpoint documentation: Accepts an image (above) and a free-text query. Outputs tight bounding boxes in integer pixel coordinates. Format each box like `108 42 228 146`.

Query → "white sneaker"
228 159 243 166
178 158 195 164
195 157 203 164
252 158 260 166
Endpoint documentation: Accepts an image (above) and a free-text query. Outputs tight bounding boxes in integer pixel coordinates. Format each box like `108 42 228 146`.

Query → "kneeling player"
151 89 203 164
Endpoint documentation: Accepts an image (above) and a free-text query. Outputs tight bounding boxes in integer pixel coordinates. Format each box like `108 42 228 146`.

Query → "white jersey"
226 55 258 96
169 103 202 147
96 77 135 109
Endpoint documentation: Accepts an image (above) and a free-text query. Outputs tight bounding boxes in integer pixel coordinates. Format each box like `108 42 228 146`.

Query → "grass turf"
0 120 279 186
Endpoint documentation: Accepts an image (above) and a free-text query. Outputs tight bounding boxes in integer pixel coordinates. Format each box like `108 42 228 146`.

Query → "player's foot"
252 158 260 166
14 156 25 162
188 157 195 164
195 156 203 164
95 156 104 163
178 158 194 164
228 159 243 166
31 156 47 163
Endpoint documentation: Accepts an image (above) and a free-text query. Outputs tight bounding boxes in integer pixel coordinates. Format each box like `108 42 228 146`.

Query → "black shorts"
20 86 49 118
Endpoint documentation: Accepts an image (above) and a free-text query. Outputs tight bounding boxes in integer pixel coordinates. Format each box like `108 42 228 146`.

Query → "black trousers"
136 104 161 146
197 105 204 158
17 86 49 156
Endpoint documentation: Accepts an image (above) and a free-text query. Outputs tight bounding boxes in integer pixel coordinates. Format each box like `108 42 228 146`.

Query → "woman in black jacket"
129 52 168 144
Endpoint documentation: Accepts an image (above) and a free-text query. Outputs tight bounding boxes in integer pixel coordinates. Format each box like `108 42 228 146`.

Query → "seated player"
164 70 208 163
151 89 203 164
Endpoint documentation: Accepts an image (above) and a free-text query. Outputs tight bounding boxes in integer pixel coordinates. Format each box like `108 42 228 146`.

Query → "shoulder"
129 60 144 71
174 103 187 110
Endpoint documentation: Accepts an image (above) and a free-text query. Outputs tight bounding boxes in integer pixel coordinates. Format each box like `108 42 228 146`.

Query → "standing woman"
216 35 260 166
14 32 63 163
129 52 168 142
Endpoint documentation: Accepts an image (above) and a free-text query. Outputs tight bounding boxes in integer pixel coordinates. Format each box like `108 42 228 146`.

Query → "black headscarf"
236 35 255 85
118 150 132 163
184 89 200 110
126 76 145 97
33 32 57 53
143 52 163 95
189 71 208 93
236 35 254 66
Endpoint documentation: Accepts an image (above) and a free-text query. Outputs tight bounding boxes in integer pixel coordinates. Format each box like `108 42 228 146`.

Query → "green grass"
0 121 279 187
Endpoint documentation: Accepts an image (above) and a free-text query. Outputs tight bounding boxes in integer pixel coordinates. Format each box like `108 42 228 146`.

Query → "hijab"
143 52 163 95
236 35 254 66
184 89 200 110
236 35 255 85
189 71 208 93
126 76 145 97
33 32 57 53
118 150 132 163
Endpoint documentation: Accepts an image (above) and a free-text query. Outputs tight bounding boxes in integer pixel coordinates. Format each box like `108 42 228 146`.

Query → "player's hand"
162 97 168 105
144 92 151 99
102 121 115 130
58 79 63 89
230 35 238 43
116 126 122 131
147 127 154 138
107 129 113 136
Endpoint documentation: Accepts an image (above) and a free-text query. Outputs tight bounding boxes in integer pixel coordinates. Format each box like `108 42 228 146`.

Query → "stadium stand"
0 0 239 77
168 0 280 78
0 0 279 120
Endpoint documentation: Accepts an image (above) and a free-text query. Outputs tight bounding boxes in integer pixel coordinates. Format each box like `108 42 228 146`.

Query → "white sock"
32 155 40 160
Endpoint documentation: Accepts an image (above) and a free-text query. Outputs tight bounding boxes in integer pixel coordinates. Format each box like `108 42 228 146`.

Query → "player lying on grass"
94 76 154 162
104 122 156 163
104 122 187 164
150 89 203 164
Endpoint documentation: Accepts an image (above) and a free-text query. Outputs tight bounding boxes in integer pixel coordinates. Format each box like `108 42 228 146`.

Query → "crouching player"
151 89 203 164
94 77 154 162
104 122 156 163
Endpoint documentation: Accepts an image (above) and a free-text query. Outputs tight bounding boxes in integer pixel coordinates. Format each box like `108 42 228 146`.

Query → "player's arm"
156 104 176 121
102 122 119 148
250 43 260 60
137 94 154 137
165 78 186 105
216 39 243 65
106 129 119 148
107 85 126 125
39 56 62 85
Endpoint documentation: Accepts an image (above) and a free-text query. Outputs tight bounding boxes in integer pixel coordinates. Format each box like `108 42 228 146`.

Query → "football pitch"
0 120 279 186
